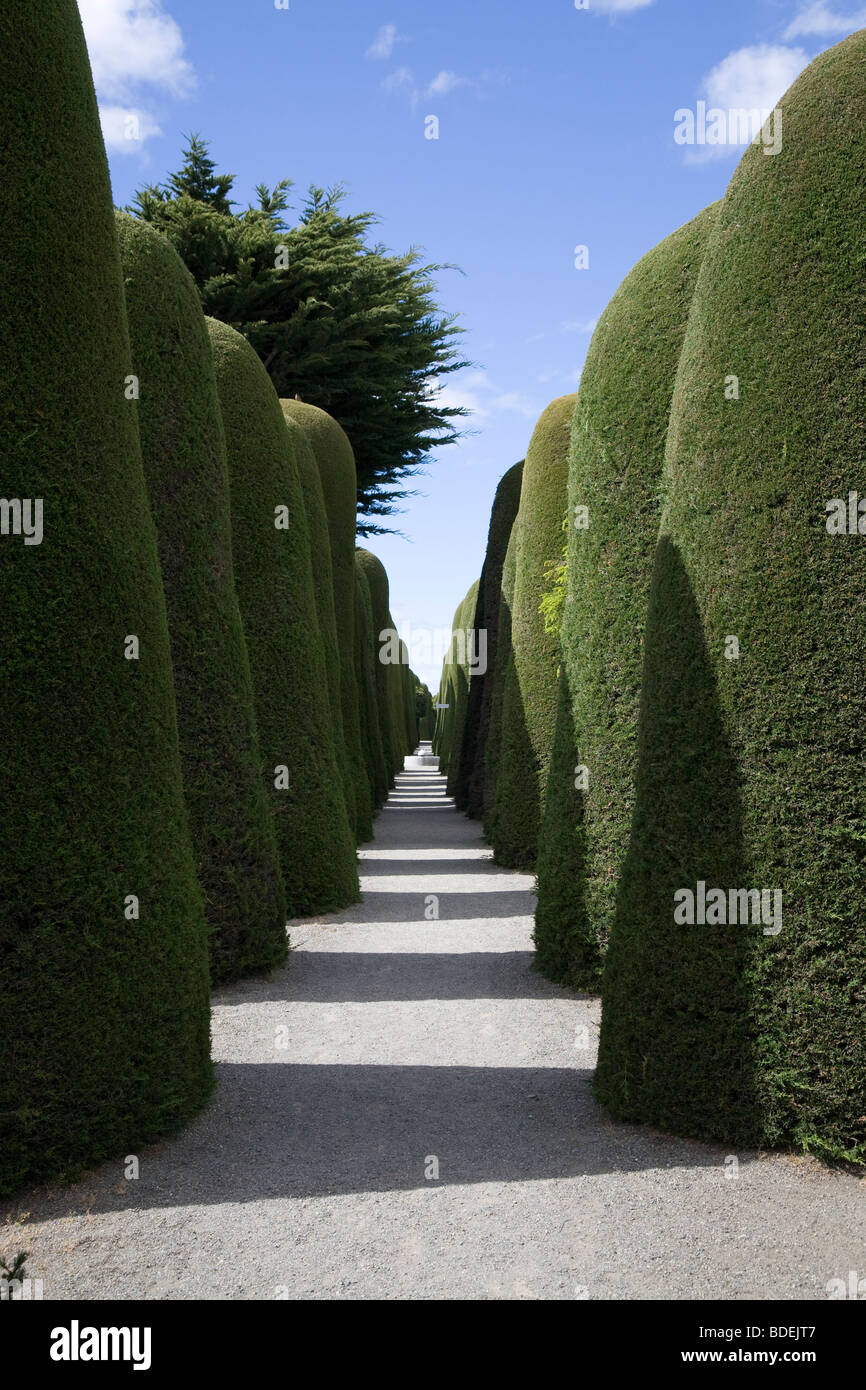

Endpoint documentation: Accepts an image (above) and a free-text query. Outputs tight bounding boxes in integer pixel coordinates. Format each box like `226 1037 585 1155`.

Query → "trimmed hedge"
0 0 211 1195
596 32 866 1163
117 212 287 985
282 399 373 842
356 548 403 787
454 462 524 817
445 581 480 795
207 321 360 913
483 522 518 843
534 204 718 990
437 583 478 779
491 397 577 868
281 401 356 830
354 555 389 808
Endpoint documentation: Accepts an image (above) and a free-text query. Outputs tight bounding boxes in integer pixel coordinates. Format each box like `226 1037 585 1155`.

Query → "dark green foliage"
281 402 356 831
483 523 518 843
355 548 403 787
436 584 479 779
445 582 480 796
207 320 360 913
283 400 374 839
354 557 389 809
534 205 718 990
491 398 577 868
0 0 212 1195
116 213 287 984
403 662 419 753
415 680 435 740
596 32 866 1163
132 137 470 533
454 463 524 817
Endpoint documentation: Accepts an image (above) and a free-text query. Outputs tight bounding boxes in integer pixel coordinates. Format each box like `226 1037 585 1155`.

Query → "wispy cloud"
366 23 406 60
585 0 655 11
432 371 542 423
561 317 599 335
784 2 866 38
381 66 503 107
78 0 193 152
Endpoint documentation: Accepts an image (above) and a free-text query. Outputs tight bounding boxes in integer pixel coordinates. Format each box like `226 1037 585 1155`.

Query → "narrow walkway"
5 755 864 1299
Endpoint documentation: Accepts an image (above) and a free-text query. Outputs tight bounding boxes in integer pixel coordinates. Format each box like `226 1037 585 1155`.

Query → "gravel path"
4 753 864 1300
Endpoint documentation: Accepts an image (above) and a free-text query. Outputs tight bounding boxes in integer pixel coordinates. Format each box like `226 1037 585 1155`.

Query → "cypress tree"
354 556 389 809
116 212 287 984
491 397 577 868
207 320 359 915
454 462 524 817
596 32 866 1163
0 0 211 1195
281 400 373 841
534 205 718 989
281 401 356 829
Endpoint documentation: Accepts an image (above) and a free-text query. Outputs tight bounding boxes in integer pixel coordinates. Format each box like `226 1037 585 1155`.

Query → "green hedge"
444 582 480 796
355 548 404 787
534 205 718 990
117 213 287 985
596 32 866 1164
207 322 360 913
491 398 576 868
281 401 356 832
354 555 389 808
0 0 211 1195
483 522 518 843
454 462 523 817
282 400 373 842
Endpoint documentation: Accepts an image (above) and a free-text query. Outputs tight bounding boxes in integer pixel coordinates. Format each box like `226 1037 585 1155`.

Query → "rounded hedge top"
117 212 287 985
282 397 373 841
0 0 211 1194
533 203 718 990
492 396 576 867
207 319 359 914
596 31 866 1162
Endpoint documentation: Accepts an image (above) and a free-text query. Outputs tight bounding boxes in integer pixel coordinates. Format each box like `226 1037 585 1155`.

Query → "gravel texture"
3 754 864 1301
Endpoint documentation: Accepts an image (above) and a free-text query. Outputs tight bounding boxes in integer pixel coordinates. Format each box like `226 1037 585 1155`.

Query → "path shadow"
15 1060 740 1217
596 537 755 1143
215 951 543 1003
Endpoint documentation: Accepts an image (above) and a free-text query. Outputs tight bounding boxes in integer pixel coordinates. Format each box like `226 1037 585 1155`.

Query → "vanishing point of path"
5 750 864 1300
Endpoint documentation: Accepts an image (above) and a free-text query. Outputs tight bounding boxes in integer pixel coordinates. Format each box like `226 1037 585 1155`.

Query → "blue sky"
83 0 866 692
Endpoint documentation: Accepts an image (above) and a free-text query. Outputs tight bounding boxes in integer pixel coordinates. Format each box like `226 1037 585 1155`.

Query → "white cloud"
78 0 193 99
78 0 193 153
680 43 809 161
426 70 469 97
490 391 539 419
366 23 405 60
784 2 866 38
587 0 655 11
704 43 810 114
98 104 162 153
432 371 544 423
381 66 416 93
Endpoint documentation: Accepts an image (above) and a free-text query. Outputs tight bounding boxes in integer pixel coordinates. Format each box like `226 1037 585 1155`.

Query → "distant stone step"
404 752 439 770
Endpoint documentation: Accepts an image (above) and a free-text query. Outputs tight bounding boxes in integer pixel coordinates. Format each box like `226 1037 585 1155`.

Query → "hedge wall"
596 32 866 1163
207 321 359 913
0 0 211 1194
534 204 718 989
117 212 287 985
454 462 524 817
491 397 576 868
281 399 373 842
